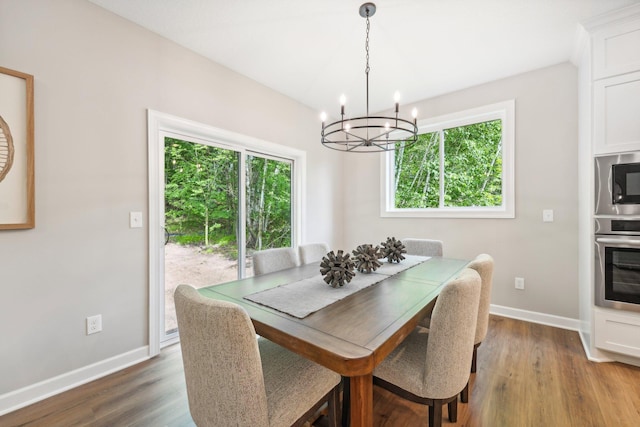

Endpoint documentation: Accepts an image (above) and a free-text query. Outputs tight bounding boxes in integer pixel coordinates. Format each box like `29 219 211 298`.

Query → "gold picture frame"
0 66 34 229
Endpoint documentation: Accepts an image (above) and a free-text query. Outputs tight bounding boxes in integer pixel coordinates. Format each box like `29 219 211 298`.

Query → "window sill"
381 207 515 219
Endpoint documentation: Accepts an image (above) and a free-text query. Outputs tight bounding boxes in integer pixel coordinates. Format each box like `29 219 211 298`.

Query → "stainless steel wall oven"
595 218 640 313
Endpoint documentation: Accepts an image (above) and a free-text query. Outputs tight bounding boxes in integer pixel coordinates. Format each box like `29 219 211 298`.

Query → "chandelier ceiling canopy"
320 3 418 153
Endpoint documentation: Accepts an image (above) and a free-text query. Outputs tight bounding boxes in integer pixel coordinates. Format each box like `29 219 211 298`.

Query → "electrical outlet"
515 277 525 290
87 315 102 335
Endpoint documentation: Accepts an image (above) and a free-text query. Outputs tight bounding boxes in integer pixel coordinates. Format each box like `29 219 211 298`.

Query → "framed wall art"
0 66 34 230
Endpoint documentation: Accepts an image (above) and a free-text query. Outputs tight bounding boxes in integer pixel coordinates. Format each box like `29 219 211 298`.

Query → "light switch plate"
130 211 143 228
542 209 554 222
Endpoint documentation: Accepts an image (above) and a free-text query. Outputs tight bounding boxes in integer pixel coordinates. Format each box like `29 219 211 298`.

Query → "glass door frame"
147 110 305 355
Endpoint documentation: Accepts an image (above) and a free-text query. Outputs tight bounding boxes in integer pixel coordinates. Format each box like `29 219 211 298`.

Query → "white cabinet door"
592 17 640 80
593 70 640 154
594 308 640 358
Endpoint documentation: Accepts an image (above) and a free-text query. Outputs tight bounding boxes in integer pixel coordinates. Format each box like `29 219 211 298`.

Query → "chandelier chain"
365 15 370 75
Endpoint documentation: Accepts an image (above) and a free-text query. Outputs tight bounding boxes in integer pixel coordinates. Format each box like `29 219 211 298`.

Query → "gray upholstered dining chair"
372 268 481 427
252 247 299 276
460 253 494 403
174 285 341 427
405 238 443 329
402 238 444 257
298 242 330 264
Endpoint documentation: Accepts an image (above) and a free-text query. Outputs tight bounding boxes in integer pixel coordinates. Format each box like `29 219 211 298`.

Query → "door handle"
596 237 640 246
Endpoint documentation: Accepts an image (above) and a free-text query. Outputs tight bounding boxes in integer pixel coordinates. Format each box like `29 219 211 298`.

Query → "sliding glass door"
148 110 305 353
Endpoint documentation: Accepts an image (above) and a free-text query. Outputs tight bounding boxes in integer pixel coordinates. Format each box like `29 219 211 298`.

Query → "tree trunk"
256 158 268 250
481 140 502 193
394 142 405 194
204 206 209 246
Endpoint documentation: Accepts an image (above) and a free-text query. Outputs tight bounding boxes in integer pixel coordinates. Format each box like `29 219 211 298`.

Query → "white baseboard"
490 304 581 331
0 346 150 416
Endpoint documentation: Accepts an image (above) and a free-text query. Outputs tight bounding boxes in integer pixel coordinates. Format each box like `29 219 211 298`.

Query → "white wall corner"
570 23 590 67
577 330 606 362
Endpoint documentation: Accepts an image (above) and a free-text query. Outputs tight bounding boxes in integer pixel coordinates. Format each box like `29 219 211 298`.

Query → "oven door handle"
596 237 640 246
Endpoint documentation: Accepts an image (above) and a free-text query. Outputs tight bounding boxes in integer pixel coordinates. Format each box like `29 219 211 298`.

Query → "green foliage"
174 234 206 245
246 155 292 250
394 120 503 208
394 132 440 208
165 138 239 246
164 138 292 253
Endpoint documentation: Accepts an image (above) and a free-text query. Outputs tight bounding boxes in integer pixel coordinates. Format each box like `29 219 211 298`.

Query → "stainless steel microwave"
595 153 640 216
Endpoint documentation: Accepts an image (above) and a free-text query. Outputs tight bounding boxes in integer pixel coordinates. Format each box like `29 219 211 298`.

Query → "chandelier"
320 2 418 153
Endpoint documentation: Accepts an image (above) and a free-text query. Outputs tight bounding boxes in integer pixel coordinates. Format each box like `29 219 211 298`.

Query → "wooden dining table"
198 256 469 427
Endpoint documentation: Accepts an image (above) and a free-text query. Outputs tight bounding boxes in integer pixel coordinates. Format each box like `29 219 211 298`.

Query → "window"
382 100 514 218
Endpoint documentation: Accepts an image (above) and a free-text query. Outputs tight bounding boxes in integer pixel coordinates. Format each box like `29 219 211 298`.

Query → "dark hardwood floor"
2 315 640 426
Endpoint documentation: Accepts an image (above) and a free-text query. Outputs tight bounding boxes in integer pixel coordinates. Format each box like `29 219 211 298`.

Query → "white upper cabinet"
592 18 640 80
591 11 640 155
593 71 640 154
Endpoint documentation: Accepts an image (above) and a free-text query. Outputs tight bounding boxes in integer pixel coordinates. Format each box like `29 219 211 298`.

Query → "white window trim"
147 110 306 355
380 100 515 219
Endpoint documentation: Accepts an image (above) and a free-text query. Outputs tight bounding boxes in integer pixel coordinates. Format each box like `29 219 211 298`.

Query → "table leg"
349 373 373 427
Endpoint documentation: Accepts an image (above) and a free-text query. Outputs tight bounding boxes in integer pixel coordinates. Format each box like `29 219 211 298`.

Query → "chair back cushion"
423 268 481 399
401 238 443 257
174 285 270 427
253 247 299 276
468 254 494 345
298 243 330 264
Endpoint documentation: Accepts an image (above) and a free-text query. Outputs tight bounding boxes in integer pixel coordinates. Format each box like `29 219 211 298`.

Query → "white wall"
342 63 579 319
0 0 344 403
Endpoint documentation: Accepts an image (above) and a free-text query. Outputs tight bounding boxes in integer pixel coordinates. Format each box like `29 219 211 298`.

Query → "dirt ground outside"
164 243 252 332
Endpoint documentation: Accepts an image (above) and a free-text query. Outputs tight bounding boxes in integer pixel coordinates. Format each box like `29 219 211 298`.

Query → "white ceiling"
88 0 640 117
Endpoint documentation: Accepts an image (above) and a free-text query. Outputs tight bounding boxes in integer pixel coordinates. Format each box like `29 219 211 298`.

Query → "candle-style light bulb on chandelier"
320 2 418 153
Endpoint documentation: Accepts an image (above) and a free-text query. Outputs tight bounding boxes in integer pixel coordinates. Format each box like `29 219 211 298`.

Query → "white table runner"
244 255 429 318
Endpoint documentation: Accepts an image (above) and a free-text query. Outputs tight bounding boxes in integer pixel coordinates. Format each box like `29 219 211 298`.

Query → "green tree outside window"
394 120 503 209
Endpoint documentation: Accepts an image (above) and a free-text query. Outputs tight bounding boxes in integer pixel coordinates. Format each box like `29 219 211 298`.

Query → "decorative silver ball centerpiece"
381 237 406 263
320 250 356 288
352 244 382 273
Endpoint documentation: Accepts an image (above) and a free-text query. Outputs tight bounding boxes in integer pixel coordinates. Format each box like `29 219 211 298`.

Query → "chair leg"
428 401 443 427
471 344 479 373
341 377 350 427
448 398 458 422
327 385 340 427
460 379 469 403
